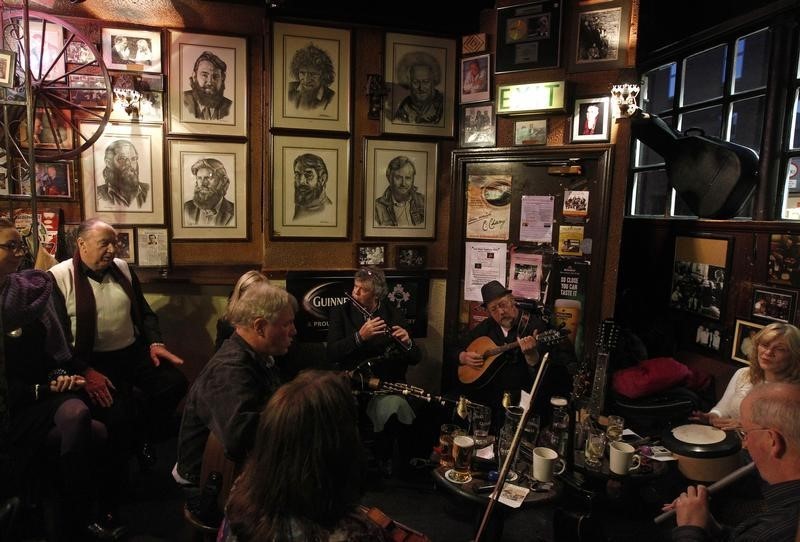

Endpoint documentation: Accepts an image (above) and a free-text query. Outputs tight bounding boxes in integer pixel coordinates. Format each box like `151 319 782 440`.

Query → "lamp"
610 84 640 117
366 74 388 120
113 87 141 118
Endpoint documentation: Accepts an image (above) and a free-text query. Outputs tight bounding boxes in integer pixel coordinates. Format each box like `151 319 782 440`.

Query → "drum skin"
662 424 742 482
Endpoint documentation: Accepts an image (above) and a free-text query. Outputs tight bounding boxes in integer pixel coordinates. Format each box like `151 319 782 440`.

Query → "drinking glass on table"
470 405 492 447
605 415 624 442
584 432 606 469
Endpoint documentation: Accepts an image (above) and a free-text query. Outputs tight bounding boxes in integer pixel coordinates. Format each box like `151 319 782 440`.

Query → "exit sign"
496 82 567 115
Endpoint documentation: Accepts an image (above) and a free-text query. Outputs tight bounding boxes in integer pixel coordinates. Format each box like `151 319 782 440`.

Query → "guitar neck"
484 341 519 359
587 351 610 416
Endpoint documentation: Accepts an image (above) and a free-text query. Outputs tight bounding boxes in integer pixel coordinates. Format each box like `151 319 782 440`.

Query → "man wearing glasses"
669 382 800 541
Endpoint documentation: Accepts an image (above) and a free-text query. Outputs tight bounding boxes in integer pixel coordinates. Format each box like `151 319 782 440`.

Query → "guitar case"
631 110 759 219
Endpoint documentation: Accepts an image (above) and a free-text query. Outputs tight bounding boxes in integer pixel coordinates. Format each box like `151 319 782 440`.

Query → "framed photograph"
0 49 16 88
65 41 96 64
69 74 107 107
136 228 168 268
14 161 72 198
62 223 79 255
461 103 496 148
571 97 610 142
169 139 248 240
79 121 164 225
514 119 548 145
271 134 349 239
271 22 351 132
496 0 563 73
19 109 73 150
20 21 65 81
670 235 732 321
102 28 161 73
396 246 426 269
462 33 487 55
460 54 490 104
357 244 386 267
732 319 764 364
110 91 163 122
168 31 247 137
114 226 136 264
568 0 632 73
694 321 722 353
768 234 800 287
0 159 8 196
364 138 437 239
751 284 797 324
383 32 455 137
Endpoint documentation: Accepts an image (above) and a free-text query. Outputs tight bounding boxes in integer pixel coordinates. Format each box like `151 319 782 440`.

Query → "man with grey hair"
182 50 232 121
374 155 425 227
174 280 297 486
393 51 444 124
183 158 235 226
669 381 800 541
97 140 149 208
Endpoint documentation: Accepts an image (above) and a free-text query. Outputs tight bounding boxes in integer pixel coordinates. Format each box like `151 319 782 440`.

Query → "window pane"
733 28 769 94
631 169 669 215
730 95 765 152
682 44 727 106
680 105 724 138
791 90 800 150
784 159 800 219
643 64 676 114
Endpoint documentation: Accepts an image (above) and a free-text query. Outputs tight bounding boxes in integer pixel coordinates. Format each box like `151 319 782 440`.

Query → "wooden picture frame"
271 134 349 239
20 20 65 82
568 0 632 73
514 119 548 145
496 0 563 73
357 243 386 267
114 226 136 264
13 161 72 198
19 109 73 150
571 96 610 142
383 32 455 137
732 319 764 364
169 139 248 240
767 234 800 287
363 138 437 239
79 121 164 225
396 245 426 269
168 31 247 137
460 53 490 104
0 49 16 87
751 284 797 324
271 22 351 133
669 235 731 321
461 103 496 148
102 28 161 73
136 227 168 267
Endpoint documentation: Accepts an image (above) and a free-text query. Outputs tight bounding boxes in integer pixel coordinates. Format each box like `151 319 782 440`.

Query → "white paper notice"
520 195 554 243
498 483 530 508
464 242 508 302
508 251 543 301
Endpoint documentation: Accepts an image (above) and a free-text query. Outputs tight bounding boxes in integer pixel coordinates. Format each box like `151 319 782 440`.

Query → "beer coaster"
445 469 472 484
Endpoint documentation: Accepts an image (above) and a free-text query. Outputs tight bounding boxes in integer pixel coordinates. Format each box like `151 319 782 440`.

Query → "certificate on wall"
519 195 554 243
464 242 507 302
466 174 512 240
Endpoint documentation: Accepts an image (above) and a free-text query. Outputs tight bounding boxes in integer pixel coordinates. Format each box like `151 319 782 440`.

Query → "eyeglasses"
735 426 771 441
0 241 27 254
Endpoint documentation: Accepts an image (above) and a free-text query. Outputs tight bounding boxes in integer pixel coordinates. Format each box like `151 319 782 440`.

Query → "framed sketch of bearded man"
168 30 247 136
384 33 455 137
80 122 164 225
272 22 351 133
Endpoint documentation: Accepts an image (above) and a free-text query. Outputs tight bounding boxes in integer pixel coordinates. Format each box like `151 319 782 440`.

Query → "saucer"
445 469 472 484
505 471 519 482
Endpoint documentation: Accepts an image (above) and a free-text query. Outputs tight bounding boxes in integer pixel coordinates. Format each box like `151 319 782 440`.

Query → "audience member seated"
326 266 421 476
220 370 396 541
174 280 297 487
691 323 800 430
667 382 800 541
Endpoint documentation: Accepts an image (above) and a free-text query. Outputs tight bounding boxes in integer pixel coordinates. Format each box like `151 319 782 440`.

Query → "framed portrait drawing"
271 22 351 132
669 235 731 321
496 0 562 73
514 119 547 145
0 49 16 87
79 121 164 225
460 54 490 104
396 246 426 269
357 244 386 267
169 140 248 240
136 228 168 267
114 226 136 264
383 33 455 137
568 0 632 73
13 161 72 198
271 134 349 239
19 109 73 150
102 28 161 73
461 103 495 148
363 138 437 239
768 234 800 287
168 31 247 137
571 97 610 142
732 319 764 364
751 284 797 324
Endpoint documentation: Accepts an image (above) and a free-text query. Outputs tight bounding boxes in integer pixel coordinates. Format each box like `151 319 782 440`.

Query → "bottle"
550 396 570 458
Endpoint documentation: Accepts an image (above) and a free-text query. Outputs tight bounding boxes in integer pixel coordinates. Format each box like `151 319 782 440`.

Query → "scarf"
72 251 141 359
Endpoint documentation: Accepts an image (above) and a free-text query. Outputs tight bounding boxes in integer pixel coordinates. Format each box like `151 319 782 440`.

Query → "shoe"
137 442 157 469
87 514 127 540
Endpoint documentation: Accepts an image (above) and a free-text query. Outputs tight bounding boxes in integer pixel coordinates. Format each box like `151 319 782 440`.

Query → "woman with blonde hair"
214 270 269 350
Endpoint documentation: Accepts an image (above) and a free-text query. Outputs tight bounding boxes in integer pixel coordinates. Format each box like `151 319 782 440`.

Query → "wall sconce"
366 74 388 120
610 84 640 117
113 88 141 118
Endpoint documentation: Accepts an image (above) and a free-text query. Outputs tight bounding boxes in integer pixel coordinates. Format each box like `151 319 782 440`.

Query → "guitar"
458 327 566 388
586 319 620 417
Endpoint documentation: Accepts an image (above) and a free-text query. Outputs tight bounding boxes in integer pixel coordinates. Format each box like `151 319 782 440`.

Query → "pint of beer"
451 435 475 482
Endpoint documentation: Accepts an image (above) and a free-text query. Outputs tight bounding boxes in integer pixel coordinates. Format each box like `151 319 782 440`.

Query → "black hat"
480 280 512 307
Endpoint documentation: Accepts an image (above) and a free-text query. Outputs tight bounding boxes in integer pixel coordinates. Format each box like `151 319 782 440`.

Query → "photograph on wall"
461 103 496 148
508 250 542 301
110 90 163 122
357 244 386 267
460 54 490 104
732 319 764 364
466 174 511 240
569 1 631 72
514 119 547 145
768 234 800 287
571 96 610 142
28 161 71 198
136 227 168 267
18 20 65 81
0 49 17 88
69 74 108 107
271 22 350 132
168 31 247 136
751 284 797 324
670 235 731 321
563 189 589 218
363 138 437 239
114 226 136 264
558 224 584 255
396 246 426 269
694 321 722 353
65 41 95 64
495 0 562 73
19 109 73 150
102 28 161 73
169 140 248 240
383 32 455 137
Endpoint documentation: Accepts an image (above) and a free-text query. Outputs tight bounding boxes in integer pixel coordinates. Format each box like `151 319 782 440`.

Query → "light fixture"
610 84 640 117
113 87 141 118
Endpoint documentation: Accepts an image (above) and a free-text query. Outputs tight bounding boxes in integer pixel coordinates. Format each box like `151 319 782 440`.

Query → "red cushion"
612 357 692 399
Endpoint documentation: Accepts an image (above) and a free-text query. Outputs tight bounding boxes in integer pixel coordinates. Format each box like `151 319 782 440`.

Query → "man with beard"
287 44 335 111
374 156 425 227
182 50 232 121
393 52 444 125
292 153 332 221
96 140 149 209
183 158 235 226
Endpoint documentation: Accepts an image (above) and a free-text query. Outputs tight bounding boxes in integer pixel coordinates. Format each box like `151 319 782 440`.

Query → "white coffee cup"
609 441 641 475
532 446 566 482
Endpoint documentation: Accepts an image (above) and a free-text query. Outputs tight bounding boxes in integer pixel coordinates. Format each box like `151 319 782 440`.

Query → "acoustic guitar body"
457 335 509 387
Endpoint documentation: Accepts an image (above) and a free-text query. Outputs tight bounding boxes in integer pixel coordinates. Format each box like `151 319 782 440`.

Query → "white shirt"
709 367 752 419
